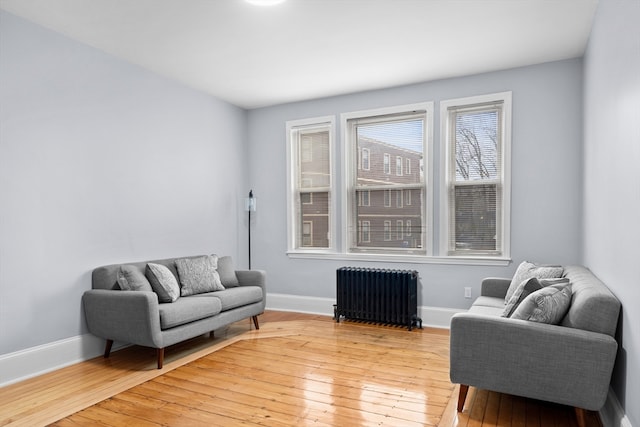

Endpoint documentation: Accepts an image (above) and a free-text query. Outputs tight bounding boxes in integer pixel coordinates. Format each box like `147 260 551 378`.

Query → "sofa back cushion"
561 265 620 337
92 255 205 291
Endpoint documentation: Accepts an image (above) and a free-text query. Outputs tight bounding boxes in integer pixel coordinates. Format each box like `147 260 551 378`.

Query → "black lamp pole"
248 190 254 270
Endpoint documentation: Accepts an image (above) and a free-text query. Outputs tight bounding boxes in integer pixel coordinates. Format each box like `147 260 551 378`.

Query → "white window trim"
285 115 336 254
439 91 512 259
340 102 434 256
283 100 513 266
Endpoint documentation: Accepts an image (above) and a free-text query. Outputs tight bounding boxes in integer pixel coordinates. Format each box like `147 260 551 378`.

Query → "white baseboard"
0 333 117 387
266 292 463 329
600 387 633 427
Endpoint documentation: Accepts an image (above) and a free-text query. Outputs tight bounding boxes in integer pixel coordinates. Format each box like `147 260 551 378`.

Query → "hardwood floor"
0 311 601 426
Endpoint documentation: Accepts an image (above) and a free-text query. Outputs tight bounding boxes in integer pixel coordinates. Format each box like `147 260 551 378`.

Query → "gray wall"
583 0 640 425
248 58 584 309
0 11 248 355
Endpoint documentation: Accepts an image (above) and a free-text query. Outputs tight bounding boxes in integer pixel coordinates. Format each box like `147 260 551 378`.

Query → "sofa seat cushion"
159 296 222 330
468 304 503 317
472 296 505 309
195 286 263 311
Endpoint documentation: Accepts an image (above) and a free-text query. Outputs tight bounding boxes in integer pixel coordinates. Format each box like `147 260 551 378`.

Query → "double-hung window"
440 92 511 257
343 103 433 255
286 117 335 251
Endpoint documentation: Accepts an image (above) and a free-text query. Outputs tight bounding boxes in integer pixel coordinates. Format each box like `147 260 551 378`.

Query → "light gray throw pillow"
511 282 572 324
145 263 180 303
505 261 564 304
176 255 225 296
217 256 240 288
116 265 153 292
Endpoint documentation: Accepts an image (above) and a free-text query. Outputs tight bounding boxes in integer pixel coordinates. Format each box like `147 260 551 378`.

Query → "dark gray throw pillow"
511 282 572 324
146 263 180 303
176 255 225 296
117 265 153 292
502 277 543 317
217 256 240 288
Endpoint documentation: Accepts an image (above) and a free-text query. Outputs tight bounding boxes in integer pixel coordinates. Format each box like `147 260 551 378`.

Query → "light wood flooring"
0 311 601 426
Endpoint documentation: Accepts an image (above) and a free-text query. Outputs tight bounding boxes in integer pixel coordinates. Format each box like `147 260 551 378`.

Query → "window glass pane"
287 118 333 252
352 117 425 251
357 120 423 186
455 110 499 181
299 191 330 248
354 188 423 249
299 131 330 188
453 184 497 251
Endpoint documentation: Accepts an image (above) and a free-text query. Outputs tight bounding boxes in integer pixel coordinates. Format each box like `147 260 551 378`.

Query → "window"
360 221 371 243
286 116 335 251
360 190 370 207
286 98 509 264
361 148 370 170
383 153 391 174
344 103 432 254
302 221 313 246
384 189 391 207
384 221 392 241
396 190 403 208
440 92 511 257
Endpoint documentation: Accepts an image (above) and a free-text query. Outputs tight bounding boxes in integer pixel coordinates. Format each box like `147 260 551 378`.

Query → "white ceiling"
0 0 599 109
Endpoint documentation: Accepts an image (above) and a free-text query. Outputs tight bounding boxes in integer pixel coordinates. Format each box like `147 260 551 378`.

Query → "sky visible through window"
357 119 423 153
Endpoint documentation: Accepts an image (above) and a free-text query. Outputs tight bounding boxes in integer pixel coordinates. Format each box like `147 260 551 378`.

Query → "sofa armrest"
450 313 618 410
82 290 163 348
480 277 511 298
236 270 266 290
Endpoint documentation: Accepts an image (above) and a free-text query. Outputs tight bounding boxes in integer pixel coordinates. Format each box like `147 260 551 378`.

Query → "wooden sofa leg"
457 384 469 412
157 348 165 369
104 339 113 358
574 407 587 427
252 315 260 330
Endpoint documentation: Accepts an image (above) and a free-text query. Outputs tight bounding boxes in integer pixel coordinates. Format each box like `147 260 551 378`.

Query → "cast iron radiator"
334 267 422 330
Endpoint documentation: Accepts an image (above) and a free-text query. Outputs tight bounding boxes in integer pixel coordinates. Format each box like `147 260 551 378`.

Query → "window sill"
286 251 511 266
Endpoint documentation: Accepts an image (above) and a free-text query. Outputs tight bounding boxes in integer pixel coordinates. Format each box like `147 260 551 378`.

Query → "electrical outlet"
464 287 472 299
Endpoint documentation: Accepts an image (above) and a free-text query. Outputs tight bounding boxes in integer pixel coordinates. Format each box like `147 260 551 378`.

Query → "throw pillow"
502 277 543 317
510 282 573 324
116 265 153 292
145 263 180 303
502 277 570 317
217 256 240 288
505 261 564 304
176 255 225 297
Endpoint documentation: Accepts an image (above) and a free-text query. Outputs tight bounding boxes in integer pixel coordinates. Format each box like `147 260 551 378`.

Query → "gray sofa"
450 265 620 426
83 255 266 369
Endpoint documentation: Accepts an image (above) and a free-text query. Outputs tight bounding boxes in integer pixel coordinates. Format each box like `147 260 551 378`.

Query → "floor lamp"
245 190 256 269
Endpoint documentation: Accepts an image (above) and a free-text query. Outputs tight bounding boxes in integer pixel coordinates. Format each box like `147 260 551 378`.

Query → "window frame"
286 116 336 253
439 92 512 259
285 99 510 266
341 102 434 256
